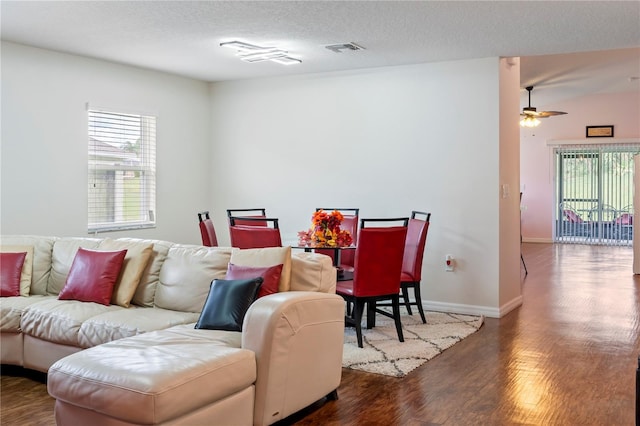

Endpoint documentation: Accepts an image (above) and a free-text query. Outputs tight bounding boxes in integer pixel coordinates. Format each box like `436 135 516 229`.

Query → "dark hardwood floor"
3 243 639 425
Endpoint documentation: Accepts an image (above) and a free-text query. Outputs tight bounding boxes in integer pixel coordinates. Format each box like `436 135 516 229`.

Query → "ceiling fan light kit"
520 115 541 128
520 86 567 127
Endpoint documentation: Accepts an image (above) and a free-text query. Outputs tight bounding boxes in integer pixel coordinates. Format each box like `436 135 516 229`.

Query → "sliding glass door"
555 144 638 246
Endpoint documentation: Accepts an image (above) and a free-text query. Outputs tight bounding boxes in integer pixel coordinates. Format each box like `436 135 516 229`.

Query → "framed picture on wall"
586 125 614 138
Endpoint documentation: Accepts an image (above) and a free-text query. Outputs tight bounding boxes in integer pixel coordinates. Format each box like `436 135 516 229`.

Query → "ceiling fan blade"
520 86 568 120
537 111 568 117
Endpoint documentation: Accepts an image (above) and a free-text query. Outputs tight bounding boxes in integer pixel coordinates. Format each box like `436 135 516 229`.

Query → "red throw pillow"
58 248 127 306
225 263 283 299
0 252 27 297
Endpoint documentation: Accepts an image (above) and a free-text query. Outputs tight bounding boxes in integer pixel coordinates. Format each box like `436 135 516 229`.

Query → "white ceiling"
1 1 639 107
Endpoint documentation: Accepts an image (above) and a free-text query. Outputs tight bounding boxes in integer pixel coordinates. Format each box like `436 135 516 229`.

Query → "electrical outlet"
445 254 454 272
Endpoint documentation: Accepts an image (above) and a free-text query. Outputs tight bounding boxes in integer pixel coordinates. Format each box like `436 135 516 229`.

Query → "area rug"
342 310 484 378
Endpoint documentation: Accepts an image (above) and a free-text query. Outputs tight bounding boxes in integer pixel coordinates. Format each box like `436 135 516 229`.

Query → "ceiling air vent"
325 42 365 53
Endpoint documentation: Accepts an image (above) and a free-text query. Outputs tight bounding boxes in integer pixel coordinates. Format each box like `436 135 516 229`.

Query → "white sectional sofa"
0 235 345 425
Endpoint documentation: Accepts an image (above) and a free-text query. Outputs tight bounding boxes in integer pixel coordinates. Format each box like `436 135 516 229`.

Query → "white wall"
1 42 522 316
210 58 521 316
1 42 211 243
520 91 640 242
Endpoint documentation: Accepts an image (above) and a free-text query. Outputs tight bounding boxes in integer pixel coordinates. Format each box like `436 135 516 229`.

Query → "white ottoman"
48 325 256 425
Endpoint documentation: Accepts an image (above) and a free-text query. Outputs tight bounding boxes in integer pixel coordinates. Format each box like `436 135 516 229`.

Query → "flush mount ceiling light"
325 42 365 53
220 41 302 65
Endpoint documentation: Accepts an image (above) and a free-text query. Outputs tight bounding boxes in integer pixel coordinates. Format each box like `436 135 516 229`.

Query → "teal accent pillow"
195 277 263 332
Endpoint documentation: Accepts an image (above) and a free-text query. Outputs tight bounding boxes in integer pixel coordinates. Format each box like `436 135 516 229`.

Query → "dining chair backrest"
359 217 409 229
352 218 408 297
197 211 218 247
226 209 268 227
228 216 281 249
340 216 359 243
402 211 431 282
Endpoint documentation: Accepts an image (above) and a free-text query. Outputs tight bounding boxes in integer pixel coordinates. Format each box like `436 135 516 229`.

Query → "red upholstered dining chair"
399 210 431 323
197 211 218 247
228 216 282 249
226 208 268 227
336 217 408 348
314 208 359 271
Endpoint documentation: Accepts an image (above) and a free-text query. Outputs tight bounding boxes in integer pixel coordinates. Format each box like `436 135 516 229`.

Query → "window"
88 108 156 233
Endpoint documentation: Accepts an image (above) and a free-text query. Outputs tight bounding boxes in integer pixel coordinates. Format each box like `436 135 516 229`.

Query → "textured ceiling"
1 1 639 107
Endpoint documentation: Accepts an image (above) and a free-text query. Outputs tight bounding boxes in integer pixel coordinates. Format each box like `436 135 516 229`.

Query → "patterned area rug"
342 310 484 378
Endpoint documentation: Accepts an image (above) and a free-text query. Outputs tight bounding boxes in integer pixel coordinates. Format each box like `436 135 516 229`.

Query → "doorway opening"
554 144 638 246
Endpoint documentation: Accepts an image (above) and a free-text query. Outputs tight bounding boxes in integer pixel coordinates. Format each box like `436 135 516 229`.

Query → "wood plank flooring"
2 243 639 425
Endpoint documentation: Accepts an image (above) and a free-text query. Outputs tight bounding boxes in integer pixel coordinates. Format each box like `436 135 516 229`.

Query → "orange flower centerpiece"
298 209 353 248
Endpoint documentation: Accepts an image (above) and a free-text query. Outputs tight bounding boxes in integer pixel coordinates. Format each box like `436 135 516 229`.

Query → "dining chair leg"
353 299 366 348
401 285 413 315
391 295 404 343
366 301 376 329
412 282 427 324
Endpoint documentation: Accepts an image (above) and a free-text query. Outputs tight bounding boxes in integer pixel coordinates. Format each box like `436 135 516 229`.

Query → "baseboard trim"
522 237 553 243
422 301 499 319
422 295 523 319
499 295 523 317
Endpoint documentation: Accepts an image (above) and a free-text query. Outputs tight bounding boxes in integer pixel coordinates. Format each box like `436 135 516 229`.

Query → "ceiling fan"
520 86 567 127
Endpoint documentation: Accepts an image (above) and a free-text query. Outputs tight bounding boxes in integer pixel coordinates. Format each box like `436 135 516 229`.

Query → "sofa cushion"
58 248 127 306
47 326 254 425
99 239 153 307
0 295 55 332
195 278 263 332
78 307 200 348
1 245 34 296
290 252 337 293
230 246 292 292
21 298 122 346
226 263 283 299
155 245 231 312
0 236 56 295
48 238 102 295
1 252 27 297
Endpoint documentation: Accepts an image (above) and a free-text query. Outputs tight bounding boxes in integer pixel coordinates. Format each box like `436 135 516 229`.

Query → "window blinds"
88 108 156 233
555 143 639 246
